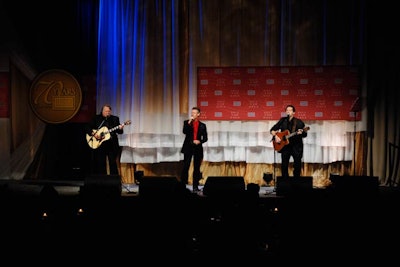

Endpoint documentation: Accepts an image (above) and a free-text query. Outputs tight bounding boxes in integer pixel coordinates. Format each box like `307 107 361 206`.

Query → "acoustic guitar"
86 120 131 149
272 126 310 151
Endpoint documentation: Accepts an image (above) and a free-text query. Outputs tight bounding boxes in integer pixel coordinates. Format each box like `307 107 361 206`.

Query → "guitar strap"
98 119 106 129
291 118 297 133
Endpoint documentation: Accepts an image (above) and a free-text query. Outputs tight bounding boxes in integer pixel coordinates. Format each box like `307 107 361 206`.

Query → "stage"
0 178 318 198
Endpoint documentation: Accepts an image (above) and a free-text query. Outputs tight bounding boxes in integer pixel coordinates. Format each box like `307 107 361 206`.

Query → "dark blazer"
181 120 208 154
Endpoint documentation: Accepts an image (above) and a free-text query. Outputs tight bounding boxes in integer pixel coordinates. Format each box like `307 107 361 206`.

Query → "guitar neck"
286 132 297 139
104 121 131 135
107 124 122 134
107 121 130 133
285 126 309 139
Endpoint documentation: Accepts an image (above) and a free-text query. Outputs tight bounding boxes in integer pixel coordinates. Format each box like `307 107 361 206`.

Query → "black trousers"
280 146 303 178
91 140 120 175
181 146 203 188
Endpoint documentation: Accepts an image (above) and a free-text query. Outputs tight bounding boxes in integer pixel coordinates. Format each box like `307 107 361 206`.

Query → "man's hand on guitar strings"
94 133 104 140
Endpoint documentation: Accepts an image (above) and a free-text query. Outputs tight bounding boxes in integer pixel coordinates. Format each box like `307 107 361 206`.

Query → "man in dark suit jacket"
86 104 125 175
270 104 307 178
181 107 208 193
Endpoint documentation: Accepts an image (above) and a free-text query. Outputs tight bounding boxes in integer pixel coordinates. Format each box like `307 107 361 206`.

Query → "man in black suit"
181 107 208 193
86 104 125 175
270 104 308 178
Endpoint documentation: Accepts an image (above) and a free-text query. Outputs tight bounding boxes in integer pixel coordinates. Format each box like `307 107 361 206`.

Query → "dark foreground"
0 181 399 265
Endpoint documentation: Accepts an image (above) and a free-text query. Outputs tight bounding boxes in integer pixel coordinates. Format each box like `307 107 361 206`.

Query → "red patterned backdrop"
197 66 360 121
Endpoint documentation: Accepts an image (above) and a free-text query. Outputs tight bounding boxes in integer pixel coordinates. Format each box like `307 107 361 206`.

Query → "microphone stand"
264 149 277 195
265 136 277 195
350 97 361 176
353 112 356 176
273 149 277 192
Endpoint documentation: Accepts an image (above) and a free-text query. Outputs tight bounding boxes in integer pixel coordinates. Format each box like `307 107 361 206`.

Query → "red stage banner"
0 72 10 118
197 66 360 121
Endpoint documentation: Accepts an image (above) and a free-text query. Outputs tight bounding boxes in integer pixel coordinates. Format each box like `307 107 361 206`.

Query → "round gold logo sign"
29 69 82 124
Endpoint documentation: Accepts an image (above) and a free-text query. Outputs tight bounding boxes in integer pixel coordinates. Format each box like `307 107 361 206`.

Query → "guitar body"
86 126 111 149
272 126 310 152
86 120 131 149
273 130 290 152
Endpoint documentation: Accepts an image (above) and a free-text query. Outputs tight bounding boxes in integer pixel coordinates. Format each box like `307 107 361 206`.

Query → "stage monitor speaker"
82 174 121 198
276 176 313 196
329 175 379 195
138 176 179 197
203 176 245 197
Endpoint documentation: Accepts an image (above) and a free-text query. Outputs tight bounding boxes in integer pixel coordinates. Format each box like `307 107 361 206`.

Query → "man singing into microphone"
180 106 208 193
86 104 124 176
270 104 307 178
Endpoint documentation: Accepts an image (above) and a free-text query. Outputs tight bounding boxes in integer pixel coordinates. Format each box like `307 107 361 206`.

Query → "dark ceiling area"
0 1 397 81
1 0 97 76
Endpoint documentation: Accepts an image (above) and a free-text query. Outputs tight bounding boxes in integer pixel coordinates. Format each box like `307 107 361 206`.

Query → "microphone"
287 114 290 120
188 116 194 124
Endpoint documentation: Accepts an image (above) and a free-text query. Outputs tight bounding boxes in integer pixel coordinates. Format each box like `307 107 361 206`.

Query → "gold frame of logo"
29 69 82 124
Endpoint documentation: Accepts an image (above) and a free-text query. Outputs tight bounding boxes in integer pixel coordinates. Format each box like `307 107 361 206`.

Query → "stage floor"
0 179 279 197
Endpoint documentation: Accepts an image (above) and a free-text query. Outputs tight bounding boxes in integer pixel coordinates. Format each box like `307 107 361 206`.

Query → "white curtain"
119 118 366 164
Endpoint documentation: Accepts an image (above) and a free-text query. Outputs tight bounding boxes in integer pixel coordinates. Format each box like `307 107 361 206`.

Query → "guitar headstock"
124 120 132 125
304 126 310 131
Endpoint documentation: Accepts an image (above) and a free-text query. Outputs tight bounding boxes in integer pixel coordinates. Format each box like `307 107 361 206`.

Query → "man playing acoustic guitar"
86 104 125 176
270 105 309 178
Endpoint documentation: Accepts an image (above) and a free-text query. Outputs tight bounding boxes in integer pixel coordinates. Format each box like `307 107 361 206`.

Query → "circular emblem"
29 69 82 124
